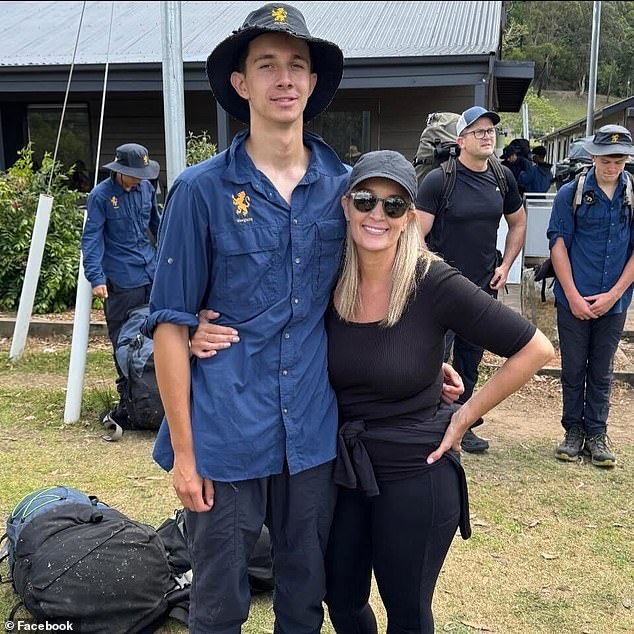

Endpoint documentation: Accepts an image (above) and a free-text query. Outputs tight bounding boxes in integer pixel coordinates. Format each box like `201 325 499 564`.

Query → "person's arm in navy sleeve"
81 190 108 298
149 185 160 243
547 184 596 319
151 178 215 513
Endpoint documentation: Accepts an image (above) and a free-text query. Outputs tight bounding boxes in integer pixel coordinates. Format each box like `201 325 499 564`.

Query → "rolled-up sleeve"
547 184 575 250
147 178 212 337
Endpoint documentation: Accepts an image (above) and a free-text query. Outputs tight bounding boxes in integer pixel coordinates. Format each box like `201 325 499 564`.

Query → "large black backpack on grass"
115 304 164 430
156 508 275 595
1 486 189 634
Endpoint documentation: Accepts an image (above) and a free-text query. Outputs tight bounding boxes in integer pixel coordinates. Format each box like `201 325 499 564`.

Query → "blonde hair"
334 214 439 327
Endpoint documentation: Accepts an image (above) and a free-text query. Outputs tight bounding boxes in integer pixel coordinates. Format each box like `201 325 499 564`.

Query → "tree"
503 1 634 99
498 89 566 141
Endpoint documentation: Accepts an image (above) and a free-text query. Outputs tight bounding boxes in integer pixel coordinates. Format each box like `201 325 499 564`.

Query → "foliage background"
0 147 83 313
499 1 634 140
503 1 634 100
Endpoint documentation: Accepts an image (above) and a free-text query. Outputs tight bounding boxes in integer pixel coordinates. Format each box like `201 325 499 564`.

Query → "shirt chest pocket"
105 205 128 224
313 220 346 297
214 228 282 311
577 205 607 228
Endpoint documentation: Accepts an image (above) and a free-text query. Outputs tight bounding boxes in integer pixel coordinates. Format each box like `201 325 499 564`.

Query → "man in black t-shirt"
416 106 526 453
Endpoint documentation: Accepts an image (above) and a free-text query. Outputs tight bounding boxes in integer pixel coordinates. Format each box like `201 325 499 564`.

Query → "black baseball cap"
347 150 418 203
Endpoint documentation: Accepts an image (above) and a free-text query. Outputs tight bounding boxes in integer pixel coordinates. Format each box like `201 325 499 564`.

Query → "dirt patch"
482 372 634 445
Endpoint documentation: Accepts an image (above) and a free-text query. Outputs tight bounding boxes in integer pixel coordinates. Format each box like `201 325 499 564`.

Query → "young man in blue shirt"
147 5 348 632
548 125 634 467
81 143 160 428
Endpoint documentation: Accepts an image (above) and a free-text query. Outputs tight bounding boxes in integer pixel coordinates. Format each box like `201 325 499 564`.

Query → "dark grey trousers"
184 460 337 634
557 304 627 436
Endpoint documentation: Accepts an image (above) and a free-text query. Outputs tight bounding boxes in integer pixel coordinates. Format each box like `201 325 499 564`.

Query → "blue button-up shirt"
81 176 160 288
547 168 634 315
147 130 348 481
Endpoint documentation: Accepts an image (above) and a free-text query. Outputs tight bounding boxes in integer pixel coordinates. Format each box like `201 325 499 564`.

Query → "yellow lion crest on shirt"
232 191 250 216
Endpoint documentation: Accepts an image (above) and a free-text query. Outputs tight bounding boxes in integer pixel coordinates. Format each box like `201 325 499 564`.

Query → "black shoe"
584 432 616 468
555 425 585 462
461 428 489 453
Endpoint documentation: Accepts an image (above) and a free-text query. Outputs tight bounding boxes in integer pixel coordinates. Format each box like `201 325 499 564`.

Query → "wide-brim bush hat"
583 125 634 156
102 143 160 179
206 3 343 124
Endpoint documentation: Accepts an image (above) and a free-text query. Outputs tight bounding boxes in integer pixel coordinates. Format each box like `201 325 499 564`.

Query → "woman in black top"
324 150 553 633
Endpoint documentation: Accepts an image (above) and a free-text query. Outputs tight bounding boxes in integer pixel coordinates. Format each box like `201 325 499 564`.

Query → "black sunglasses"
348 190 411 218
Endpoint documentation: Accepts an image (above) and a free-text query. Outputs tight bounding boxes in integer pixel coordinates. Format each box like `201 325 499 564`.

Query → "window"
27 104 91 173
308 109 372 165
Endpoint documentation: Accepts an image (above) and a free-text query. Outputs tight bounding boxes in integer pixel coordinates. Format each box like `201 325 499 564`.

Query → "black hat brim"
102 160 160 180
206 28 343 124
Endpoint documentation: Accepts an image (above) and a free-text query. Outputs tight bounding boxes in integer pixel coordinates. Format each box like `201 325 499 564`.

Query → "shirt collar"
223 129 347 186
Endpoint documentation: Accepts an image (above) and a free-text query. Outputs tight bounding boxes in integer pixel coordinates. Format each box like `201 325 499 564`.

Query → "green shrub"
0 146 83 313
186 131 217 166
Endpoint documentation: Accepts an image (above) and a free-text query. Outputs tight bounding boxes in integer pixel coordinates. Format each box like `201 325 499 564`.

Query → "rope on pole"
64 0 117 423
93 1 115 187
46 1 87 194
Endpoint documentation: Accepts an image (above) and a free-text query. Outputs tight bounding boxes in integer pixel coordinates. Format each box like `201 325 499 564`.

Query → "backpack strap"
438 151 458 215
573 170 587 214
624 171 634 222
488 155 509 198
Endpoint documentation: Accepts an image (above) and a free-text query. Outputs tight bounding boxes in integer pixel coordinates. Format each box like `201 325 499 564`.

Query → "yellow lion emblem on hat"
610 134 620 144
232 191 250 216
143 154 149 165
272 7 287 22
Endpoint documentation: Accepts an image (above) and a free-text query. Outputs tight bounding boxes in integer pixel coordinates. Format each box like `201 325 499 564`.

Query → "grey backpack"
412 112 461 182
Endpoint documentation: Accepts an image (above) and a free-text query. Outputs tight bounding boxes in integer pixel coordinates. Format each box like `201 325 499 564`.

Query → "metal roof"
0 1 502 67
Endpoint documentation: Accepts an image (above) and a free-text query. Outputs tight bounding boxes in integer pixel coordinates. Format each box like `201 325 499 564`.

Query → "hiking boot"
461 428 489 453
555 425 585 461
584 433 617 468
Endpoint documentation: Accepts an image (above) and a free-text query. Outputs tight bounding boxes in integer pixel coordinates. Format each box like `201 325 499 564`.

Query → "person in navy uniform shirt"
81 143 160 429
146 4 350 633
548 125 634 467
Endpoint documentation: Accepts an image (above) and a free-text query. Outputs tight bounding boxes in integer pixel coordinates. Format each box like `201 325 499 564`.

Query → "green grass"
1 337 633 633
542 90 624 128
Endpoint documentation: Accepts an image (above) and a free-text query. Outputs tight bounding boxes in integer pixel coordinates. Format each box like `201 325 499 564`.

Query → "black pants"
185 461 337 634
325 460 461 634
557 304 626 436
103 280 151 404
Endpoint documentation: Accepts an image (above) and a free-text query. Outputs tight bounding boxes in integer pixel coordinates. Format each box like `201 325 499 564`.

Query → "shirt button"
293 298 299 304
167 257 174 264
282 370 288 376
294 257 301 264
283 408 288 415
284 333 290 339
292 218 298 224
